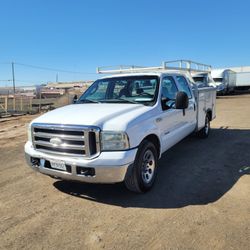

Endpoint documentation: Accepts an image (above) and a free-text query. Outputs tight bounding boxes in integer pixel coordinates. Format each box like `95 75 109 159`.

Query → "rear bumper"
25 142 137 183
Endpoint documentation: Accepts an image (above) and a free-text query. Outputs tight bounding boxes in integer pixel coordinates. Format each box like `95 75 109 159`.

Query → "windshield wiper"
116 98 138 104
77 99 100 104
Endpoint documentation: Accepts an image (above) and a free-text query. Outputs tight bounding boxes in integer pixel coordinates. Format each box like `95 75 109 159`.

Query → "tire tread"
125 140 158 193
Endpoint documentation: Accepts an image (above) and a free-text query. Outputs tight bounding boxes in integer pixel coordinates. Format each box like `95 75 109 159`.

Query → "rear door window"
176 76 192 98
161 76 178 100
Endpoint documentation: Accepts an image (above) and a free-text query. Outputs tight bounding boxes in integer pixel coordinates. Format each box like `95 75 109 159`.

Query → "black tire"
197 114 210 138
125 140 158 193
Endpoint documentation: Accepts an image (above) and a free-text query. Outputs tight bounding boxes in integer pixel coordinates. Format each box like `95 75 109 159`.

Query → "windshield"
213 78 223 83
77 76 159 105
193 76 206 83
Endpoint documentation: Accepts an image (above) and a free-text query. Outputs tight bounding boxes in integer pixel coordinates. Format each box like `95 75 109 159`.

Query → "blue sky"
0 0 250 86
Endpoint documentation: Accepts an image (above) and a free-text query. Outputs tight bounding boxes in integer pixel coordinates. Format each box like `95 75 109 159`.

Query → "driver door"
157 76 186 152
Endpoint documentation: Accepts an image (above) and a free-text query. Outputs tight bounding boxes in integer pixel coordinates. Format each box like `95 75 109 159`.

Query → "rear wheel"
125 140 158 193
197 114 210 138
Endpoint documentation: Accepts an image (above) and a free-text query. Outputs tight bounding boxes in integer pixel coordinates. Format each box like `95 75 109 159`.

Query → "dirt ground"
0 95 249 250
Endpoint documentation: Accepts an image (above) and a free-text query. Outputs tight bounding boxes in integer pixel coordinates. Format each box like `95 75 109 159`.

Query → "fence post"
30 97 32 112
13 96 16 111
5 96 8 112
39 91 41 112
20 97 23 111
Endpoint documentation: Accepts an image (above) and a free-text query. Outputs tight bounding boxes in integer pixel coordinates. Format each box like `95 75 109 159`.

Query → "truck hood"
32 103 152 131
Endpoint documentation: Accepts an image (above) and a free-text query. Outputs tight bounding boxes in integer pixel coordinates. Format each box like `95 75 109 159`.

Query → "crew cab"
25 62 216 192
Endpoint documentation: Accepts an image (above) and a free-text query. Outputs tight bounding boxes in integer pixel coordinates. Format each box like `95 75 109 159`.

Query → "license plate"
50 160 66 171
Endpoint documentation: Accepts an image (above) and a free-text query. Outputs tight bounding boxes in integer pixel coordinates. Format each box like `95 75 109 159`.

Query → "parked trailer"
191 72 216 88
211 69 236 94
235 72 250 90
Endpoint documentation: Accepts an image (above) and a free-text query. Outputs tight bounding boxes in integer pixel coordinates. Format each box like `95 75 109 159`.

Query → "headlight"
27 123 32 142
101 131 130 151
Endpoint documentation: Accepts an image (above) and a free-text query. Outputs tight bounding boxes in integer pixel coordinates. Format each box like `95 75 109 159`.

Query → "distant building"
0 86 37 98
40 80 93 98
40 88 65 98
0 80 94 99
0 87 11 95
227 66 250 73
46 80 93 89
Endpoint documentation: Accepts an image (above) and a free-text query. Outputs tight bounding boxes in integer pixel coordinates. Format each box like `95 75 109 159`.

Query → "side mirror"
73 95 78 104
175 91 188 110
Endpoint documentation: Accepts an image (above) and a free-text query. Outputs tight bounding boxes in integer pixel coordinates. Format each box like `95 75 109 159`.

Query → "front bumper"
25 142 137 183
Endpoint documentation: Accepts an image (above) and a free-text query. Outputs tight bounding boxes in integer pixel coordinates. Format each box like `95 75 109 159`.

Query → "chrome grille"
32 123 100 158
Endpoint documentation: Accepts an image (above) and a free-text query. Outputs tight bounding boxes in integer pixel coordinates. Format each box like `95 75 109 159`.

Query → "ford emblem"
50 137 63 146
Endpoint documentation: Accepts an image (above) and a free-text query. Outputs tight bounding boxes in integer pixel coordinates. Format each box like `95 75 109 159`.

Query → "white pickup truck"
25 61 216 192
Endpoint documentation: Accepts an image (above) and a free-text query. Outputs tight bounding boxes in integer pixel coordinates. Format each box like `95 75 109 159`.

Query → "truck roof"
99 71 188 79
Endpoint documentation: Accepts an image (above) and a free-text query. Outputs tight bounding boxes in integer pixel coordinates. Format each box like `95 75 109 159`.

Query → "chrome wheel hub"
141 149 155 184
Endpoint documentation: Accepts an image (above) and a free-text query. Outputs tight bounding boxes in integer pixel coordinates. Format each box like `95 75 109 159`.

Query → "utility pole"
56 73 58 82
11 62 16 94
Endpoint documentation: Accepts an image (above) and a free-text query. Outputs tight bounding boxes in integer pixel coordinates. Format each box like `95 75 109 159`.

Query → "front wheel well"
142 134 161 158
207 110 212 121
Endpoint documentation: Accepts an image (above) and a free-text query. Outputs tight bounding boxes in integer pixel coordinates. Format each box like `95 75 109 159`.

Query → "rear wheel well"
143 134 161 158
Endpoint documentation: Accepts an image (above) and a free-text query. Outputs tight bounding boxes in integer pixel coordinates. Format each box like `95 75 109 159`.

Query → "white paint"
25 71 216 183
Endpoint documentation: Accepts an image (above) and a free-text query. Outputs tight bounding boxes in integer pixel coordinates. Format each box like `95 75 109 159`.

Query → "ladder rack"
97 60 212 74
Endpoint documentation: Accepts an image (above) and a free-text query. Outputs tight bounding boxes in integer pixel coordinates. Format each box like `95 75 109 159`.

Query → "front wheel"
197 114 210 138
125 140 158 193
